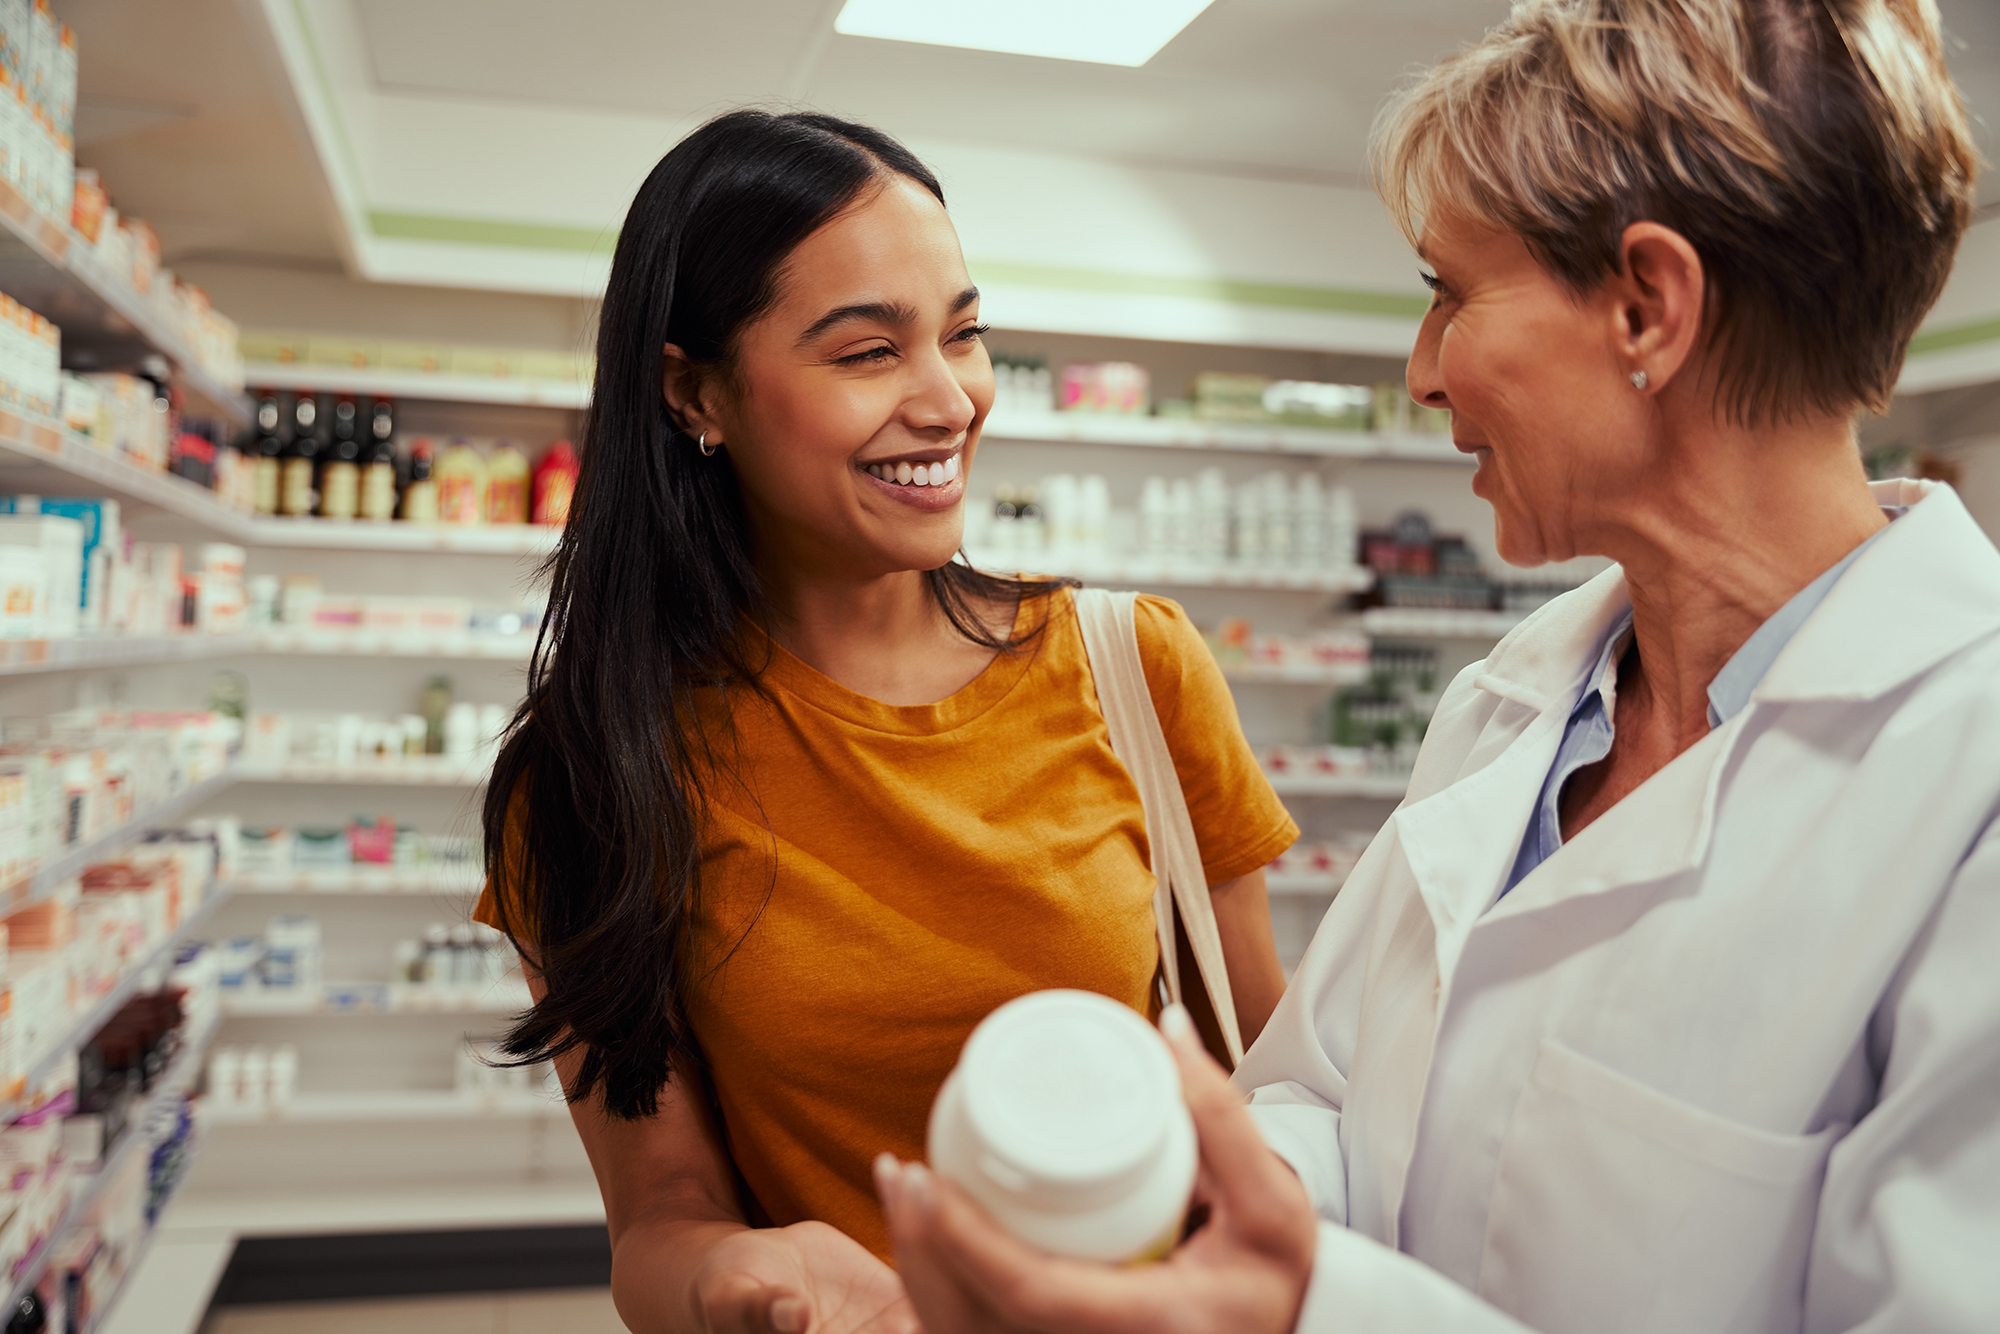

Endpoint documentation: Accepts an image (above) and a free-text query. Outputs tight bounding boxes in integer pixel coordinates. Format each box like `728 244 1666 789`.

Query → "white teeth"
866 454 961 486
927 462 946 486
895 461 914 485
915 465 932 486
943 455 960 481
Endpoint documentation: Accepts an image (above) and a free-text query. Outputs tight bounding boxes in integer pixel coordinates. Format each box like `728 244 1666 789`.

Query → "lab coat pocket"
1478 1039 1837 1334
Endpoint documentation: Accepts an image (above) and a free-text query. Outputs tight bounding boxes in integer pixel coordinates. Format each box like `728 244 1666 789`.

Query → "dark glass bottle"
279 392 321 518
360 398 399 521
318 394 361 519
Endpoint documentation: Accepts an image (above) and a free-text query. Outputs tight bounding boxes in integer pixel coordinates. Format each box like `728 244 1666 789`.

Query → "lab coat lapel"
1345 573 1630 1246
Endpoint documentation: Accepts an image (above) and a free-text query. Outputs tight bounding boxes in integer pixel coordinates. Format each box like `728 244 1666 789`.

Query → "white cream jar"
926 989 1197 1263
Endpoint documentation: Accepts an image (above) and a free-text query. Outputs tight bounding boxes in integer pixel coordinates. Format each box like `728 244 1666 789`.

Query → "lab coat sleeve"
1804 823 2000 1332
1296 1223 1534 1334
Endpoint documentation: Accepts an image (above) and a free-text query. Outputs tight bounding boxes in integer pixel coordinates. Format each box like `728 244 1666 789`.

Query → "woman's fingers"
887 1158 1157 1333
1159 1006 1316 1259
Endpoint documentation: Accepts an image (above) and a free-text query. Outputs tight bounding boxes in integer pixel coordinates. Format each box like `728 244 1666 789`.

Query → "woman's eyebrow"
793 288 980 347
795 300 918 346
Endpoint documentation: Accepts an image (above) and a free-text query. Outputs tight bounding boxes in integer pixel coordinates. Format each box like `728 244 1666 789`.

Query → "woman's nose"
907 350 977 435
1406 309 1451 412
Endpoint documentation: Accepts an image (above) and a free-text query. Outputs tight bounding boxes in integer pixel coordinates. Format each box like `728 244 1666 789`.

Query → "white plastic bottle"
927 990 1196 1263
1326 486 1359 569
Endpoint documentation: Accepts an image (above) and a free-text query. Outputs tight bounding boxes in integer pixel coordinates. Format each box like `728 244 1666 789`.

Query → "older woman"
876 1 1997 1331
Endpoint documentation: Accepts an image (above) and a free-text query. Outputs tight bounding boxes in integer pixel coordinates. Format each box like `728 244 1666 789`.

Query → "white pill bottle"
926 989 1197 1263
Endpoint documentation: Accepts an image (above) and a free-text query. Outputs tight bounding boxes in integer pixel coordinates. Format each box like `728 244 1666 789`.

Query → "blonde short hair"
1373 0 1980 424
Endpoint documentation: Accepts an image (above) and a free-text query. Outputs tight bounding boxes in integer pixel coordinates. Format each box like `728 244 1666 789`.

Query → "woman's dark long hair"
483 109 1070 1120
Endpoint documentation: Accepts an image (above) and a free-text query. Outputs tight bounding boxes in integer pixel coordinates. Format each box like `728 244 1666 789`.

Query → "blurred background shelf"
1358 608 1528 639
224 869 483 896
1222 662 1369 686
980 412 1465 462
0 768 235 911
241 363 588 410
1265 872 1348 896
963 551 1374 592
1264 772 1409 800
208 1090 564 1126
231 760 490 787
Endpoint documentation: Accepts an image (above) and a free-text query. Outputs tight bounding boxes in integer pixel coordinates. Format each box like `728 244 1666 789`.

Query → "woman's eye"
835 345 896 366
951 323 991 345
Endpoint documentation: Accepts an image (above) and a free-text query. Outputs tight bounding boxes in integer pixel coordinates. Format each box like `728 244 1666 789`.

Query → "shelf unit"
981 412 1465 462
1 1017 219 1315
232 759 490 787
0 178 247 425
0 630 535 678
0 770 236 913
1222 662 1369 687
221 986 530 1018
964 550 1374 592
1359 608 1526 639
224 869 482 896
242 363 588 411
1264 771 1410 800
207 1089 564 1126
1 888 233 1122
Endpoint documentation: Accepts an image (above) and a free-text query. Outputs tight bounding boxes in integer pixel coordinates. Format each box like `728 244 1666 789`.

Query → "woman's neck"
1595 411 1887 747
756 559 1005 706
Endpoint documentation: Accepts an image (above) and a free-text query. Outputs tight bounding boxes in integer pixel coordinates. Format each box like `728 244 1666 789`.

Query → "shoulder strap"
1074 588 1244 1066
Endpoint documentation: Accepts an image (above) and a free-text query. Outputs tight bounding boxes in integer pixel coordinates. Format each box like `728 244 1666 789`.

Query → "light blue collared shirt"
1504 514 1901 894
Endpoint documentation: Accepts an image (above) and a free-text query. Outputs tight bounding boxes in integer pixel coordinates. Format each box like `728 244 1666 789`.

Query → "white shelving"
2 888 234 1122
0 633 253 677
240 518 559 555
1 1017 219 1314
164 1179 605 1237
981 412 1466 462
232 759 490 787
1265 771 1410 800
225 869 482 896
254 629 534 660
222 985 530 1018
0 769 235 912
0 176 247 425
208 1089 565 1126
1266 872 1348 897
242 363 588 410
0 629 534 678
965 550 1374 593
1222 662 1369 687
1359 608 1526 639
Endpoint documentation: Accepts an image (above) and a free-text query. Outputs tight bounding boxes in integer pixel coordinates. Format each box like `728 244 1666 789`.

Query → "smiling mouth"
861 451 962 488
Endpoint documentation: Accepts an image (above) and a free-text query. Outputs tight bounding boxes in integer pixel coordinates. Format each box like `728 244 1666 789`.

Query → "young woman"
474 110 1299 1334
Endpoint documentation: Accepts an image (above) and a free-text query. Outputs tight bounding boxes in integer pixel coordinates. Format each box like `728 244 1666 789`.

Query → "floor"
199 1288 628 1333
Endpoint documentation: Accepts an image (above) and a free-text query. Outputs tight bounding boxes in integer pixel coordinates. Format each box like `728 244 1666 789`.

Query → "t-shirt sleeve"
1133 594 1300 884
471 774 536 947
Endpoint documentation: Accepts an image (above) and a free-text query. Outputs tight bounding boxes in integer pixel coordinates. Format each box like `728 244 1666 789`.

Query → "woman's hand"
692 1219 919 1334
877 1006 1318 1334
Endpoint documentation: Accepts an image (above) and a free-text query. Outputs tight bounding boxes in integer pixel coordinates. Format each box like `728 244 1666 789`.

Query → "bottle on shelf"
401 439 438 522
278 392 321 518
359 397 398 522
485 442 529 524
533 440 578 526
317 394 361 520
250 389 281 516
434 439 486 525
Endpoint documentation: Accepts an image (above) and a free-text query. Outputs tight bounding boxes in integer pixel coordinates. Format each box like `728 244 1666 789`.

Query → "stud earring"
697 431 717 457
1629 370 1649 391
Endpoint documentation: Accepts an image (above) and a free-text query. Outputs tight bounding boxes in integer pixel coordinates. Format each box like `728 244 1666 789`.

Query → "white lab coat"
1238 478 2000 1334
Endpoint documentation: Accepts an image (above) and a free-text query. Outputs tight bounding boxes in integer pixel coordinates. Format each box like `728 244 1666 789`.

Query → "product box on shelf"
0 513 81 639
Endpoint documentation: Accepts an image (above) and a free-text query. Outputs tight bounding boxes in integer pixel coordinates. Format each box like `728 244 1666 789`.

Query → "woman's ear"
1610 222 1704 395
662 343 721 444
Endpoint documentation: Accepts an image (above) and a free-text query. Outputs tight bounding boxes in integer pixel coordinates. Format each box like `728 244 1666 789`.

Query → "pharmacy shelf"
0 768 236 912
0 178 247 425
0 632 253 677
1222 662 1370 687
224 869 483 896
208 1089 565 1126
1265 771 1410 800
3 888 236 1123
243 363 589 411
231 759 490 787
981 412 1466 463
1358 608 1527 639
239 517 560 555
254 629 534 660
80 1142 211 1334
1 1016 219 1316
965 551 1374 593
221 986 530 1018
0 405 257 534
167 1179 605 1237
1266 872 1348 897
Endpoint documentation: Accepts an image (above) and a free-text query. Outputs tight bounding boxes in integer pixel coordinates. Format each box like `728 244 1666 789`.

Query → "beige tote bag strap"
1074 588 1244 1066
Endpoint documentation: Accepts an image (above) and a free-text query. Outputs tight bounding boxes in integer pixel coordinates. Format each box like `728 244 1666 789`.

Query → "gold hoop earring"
698 431 717 457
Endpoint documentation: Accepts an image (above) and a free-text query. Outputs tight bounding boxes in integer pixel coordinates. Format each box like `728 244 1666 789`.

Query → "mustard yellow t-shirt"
476 587 1296 1258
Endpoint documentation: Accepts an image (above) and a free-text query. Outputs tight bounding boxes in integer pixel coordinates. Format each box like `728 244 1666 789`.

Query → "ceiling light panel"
834 0 1215 68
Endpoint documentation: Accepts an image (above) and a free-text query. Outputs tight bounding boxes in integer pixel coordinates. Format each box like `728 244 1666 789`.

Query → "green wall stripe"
1909 315 2000 357
966 260 1428 318
366 211 614 253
